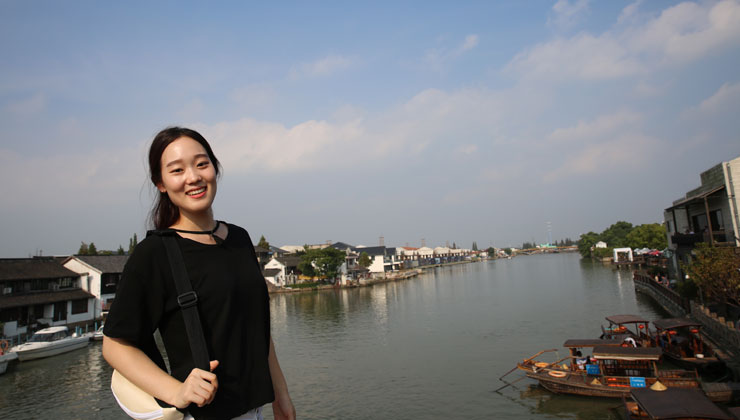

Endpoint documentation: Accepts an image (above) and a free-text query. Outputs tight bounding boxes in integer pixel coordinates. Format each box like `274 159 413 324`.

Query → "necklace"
170 221 223 244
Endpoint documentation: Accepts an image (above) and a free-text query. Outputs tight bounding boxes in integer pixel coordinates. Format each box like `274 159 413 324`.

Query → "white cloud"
548 111 643 143
692 82 740 115
4 93 47 117
457 144 478 155
617 0 643 25
507 0 740 81
460 34 479 52
549 0 590 30
544 132 662 182
290 55 352 79
423 34 480 70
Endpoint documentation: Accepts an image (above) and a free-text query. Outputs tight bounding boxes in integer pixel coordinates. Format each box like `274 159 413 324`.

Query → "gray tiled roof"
0 258 80 281
263 268 281 277
0 289 95 309
72 255 129 273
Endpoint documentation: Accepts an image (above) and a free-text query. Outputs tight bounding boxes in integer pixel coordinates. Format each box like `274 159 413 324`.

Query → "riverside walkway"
633 272 740 381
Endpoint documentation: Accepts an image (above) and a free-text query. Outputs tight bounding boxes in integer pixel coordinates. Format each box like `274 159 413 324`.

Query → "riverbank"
268 260 480 294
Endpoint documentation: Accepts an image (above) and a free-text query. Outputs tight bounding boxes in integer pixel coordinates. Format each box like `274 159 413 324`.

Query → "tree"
626 223 667 250
78 242 89 255
358 252 372 268
577 232 599 258
299 247 346 280
452 242 457 249
128 233 138 255
683 243 740 313
600 221 633 248
472 241 478 251
88 242 98 256
504 248 512 256
487 246 496 256
257 235 270 250
117 245 125 255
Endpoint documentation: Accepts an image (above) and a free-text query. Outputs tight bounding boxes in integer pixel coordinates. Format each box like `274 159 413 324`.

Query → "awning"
593 346 662 361
631 388 732 419
666 184 726 211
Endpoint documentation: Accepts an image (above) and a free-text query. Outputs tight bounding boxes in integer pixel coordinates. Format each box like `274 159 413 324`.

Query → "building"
263 255 302 285
0 257 95 338
63 255 128 319
663 155 740 278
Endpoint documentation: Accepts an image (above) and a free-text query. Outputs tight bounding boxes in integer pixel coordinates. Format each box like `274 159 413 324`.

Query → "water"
0 253 666 419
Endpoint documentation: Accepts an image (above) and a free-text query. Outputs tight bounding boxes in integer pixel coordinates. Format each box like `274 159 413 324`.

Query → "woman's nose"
185 167 202 183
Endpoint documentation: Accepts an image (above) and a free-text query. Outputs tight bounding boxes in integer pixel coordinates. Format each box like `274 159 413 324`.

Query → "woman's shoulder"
224 222 253 242
126 232 168 267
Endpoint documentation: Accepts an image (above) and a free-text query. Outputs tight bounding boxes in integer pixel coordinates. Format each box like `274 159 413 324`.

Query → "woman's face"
157 136 217 221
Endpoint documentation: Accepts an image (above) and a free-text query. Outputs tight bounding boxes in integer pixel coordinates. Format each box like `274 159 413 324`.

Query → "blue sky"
2 0 740 257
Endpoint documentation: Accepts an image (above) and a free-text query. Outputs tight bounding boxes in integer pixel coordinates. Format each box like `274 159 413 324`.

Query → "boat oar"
494 375 527 393
498 366 519 381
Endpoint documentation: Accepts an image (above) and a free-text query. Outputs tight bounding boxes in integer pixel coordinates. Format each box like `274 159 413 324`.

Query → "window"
53 302 66 321
59 277 74 289
71 299 88 315
691 214 708 232
709 209 723 230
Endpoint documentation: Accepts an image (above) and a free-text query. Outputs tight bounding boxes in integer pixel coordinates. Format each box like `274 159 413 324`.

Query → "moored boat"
652 318 724 374
522 344 700 399
0 340 18 375
623 388 734 419
10 326 89 362
600 314 652 347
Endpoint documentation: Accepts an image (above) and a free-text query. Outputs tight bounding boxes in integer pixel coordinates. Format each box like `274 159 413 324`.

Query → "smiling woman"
102 127 296 420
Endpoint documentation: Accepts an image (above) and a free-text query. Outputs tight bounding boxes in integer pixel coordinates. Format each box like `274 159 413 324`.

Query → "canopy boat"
10 326 89 362
517 339 622 374
601 314 652 347
91 325 105 341
521 343 700 399
623 388 734 420
652 318 724 374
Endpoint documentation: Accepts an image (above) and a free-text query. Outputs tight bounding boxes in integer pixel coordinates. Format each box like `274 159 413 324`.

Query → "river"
0 253 666 419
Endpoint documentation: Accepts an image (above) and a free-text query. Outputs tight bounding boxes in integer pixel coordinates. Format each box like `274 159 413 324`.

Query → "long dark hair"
148 127 222 230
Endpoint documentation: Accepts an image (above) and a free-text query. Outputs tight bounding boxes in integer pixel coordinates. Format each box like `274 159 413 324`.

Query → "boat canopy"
631 388 732 419
592 346 662 361
563 339 622 348
605 314 649 325
652 318 702 330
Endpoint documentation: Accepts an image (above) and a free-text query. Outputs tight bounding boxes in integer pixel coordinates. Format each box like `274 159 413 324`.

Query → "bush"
592 247 612 258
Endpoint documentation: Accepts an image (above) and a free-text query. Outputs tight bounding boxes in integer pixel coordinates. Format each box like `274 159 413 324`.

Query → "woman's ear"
157 183 166 193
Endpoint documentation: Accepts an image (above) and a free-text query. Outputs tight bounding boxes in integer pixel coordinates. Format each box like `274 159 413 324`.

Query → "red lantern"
639 324 645 329
690 328 699 334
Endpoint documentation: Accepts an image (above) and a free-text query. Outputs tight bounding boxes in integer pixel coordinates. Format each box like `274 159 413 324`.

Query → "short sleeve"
104 236 166 347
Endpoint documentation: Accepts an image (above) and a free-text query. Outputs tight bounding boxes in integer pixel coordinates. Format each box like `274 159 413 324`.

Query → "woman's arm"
268 337 296 420
103 335 219 408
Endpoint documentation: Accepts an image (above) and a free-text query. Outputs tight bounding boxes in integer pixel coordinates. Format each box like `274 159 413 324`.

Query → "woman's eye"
197 161 210 168
170 168 183 174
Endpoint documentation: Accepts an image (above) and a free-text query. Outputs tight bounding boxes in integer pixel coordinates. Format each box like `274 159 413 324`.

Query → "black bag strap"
156 232 210 371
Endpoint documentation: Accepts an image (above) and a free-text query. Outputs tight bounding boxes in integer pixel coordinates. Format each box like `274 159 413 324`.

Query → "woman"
103 127 295 420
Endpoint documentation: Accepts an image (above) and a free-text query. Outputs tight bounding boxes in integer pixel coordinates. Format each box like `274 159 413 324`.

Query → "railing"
633 272 690 313
671 231 731 246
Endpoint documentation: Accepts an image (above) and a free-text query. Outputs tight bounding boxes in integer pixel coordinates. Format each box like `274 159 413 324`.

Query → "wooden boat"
601 314 652 347
652 318 724 374
522 343 700 399
623 388 734 419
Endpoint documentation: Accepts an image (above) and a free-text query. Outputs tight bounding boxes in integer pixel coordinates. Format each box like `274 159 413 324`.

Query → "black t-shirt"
105 223 274 420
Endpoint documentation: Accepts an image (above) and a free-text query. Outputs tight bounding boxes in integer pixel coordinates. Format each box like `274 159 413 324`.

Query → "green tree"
257 235 270 250
117 245 125 255
358 251 372 268
577 232 599 258
504 248 512 256
487 247 496 256
600 221 634 248
88 242 98 256
626 223 667 250
128 233 138 255
472 241 478 251
78 242 89 255
683 243 740 313
299 247 346 280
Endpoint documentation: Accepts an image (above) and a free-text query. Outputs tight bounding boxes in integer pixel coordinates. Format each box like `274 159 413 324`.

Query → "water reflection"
2 254 669 420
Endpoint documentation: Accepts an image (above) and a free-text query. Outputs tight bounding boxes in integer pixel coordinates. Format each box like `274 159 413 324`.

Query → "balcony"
671 231 730 247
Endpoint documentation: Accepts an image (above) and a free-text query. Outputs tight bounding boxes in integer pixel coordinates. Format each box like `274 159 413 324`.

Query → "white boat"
91 325 104 341
10 326 89 362
0 351 18 374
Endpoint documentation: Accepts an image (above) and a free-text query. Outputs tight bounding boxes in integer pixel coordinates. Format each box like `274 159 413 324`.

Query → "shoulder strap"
159 234 210 371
